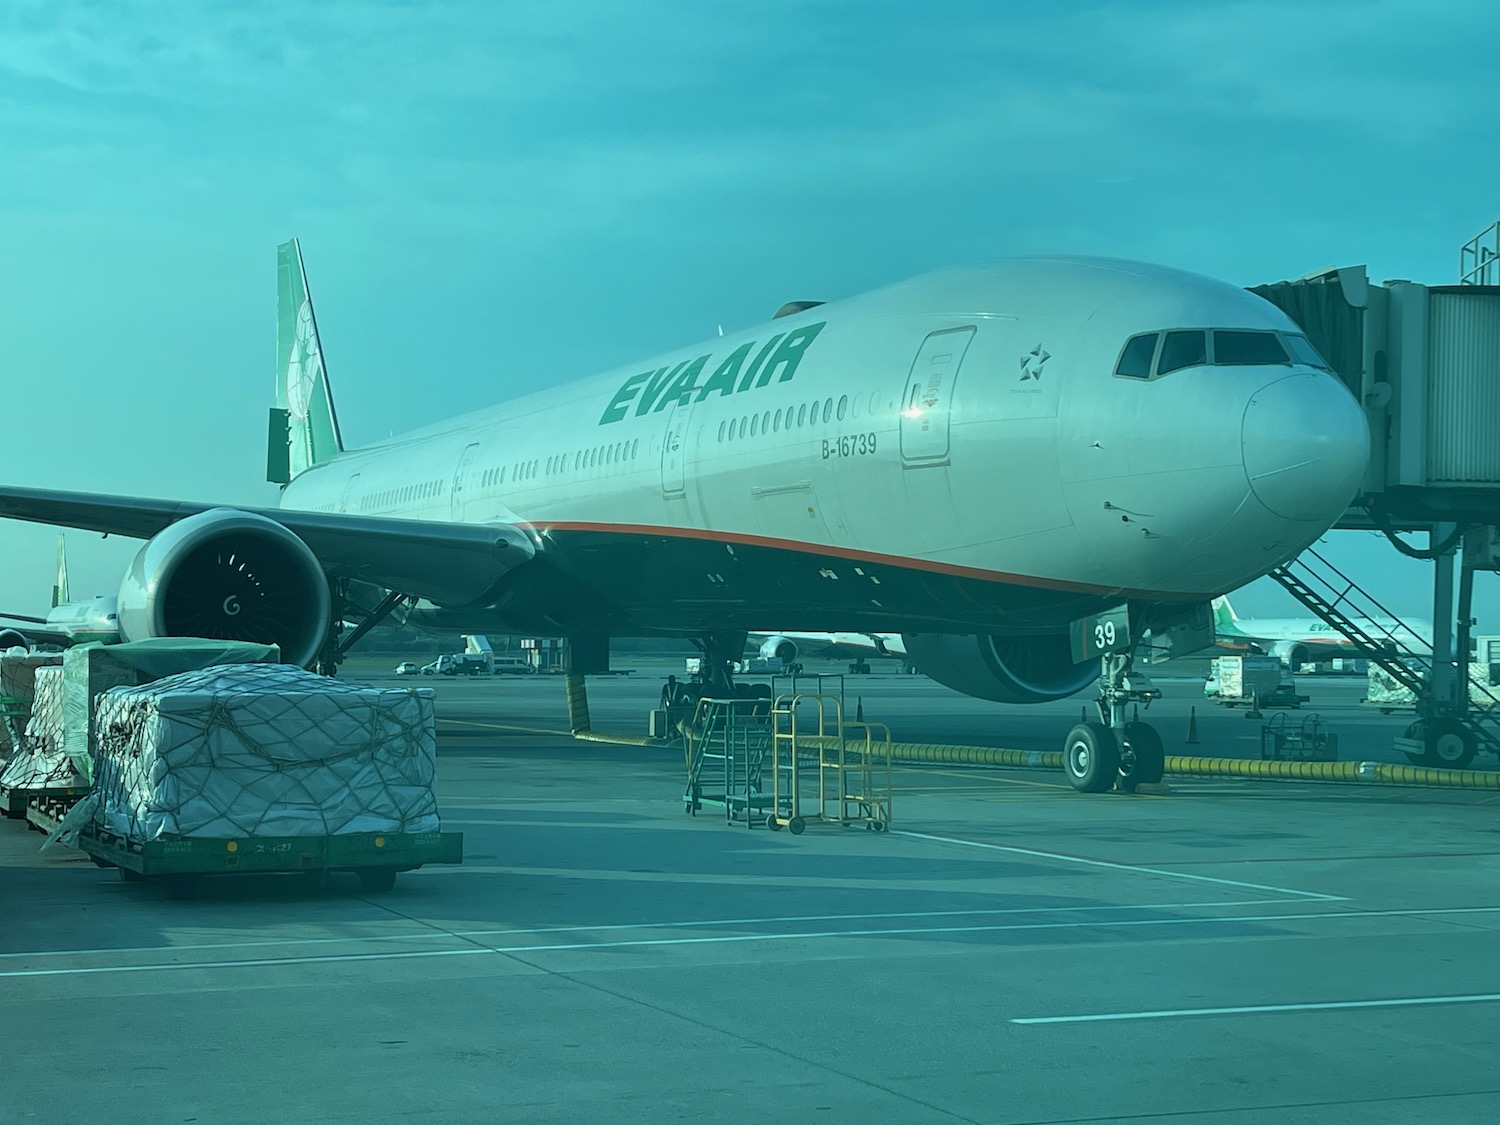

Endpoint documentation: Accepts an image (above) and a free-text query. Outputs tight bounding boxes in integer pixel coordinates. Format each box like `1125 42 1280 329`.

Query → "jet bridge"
1250 228 1500 767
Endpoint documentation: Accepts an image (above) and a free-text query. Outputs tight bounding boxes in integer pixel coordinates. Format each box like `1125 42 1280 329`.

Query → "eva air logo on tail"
598 322 826 425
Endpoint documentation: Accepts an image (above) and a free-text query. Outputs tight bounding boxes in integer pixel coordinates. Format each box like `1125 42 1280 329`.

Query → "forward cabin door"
338 472 362 514
450 441 482 522
661 401 695 498
899 327 974 467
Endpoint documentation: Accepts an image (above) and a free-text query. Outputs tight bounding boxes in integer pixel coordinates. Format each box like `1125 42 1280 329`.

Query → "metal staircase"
1270 548 1500 766
682 696 775 825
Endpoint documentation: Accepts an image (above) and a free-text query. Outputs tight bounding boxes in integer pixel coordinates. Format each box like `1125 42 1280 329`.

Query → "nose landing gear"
1064 652 1164 793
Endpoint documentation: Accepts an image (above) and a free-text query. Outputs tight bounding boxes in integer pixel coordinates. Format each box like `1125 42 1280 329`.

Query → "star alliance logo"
1019 344 1050 382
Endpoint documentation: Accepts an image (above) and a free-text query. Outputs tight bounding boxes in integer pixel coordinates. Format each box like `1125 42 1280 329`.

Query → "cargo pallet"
24 790 86 835
1 782 89 820
77 827 464 894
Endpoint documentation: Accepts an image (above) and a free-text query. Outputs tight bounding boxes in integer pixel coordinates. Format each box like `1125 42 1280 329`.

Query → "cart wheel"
358 867 399 893
766 814 782 831
119 867 144 883
872 820 886 833
788 816 806 835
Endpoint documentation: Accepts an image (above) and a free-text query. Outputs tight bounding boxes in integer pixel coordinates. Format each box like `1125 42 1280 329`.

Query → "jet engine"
758 635 799 665
901 633 1099 704
1268 640 1309 671
116 509 331 668
0 628 29 652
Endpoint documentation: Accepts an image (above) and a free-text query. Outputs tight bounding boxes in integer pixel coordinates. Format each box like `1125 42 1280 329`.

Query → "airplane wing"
0 485 536 607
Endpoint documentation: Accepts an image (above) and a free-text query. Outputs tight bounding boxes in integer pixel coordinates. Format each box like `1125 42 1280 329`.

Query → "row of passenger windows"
362 479 441 511
716 395 848 443
1115 329 1330 380
474 440 645 490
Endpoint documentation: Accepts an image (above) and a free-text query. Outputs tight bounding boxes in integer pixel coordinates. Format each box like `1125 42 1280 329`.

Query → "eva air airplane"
0 240 1369 792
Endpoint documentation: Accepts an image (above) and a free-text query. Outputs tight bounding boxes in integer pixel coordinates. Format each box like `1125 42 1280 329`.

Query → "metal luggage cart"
1260 712 1339 761
766 692 892 834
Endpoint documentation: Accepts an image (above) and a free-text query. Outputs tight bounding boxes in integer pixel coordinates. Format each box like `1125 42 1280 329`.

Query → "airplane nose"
1241 373 1369 522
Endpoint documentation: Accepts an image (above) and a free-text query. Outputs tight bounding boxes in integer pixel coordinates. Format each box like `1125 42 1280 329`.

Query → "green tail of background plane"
267 238 344 485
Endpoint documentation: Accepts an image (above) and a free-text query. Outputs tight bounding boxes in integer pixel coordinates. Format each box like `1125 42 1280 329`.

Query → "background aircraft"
1211 595 1433 668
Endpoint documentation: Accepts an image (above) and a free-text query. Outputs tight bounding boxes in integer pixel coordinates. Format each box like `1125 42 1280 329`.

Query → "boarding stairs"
682 696 775 825
1269 548 1500 762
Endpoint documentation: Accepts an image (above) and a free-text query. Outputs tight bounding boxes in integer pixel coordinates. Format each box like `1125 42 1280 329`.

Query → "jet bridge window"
1114 333 1158 379
1157 330 1208 376
1213 330 1289 366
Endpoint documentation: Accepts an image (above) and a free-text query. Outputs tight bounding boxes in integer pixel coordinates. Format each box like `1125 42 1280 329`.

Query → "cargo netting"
0 666 82 790
91 663 440 841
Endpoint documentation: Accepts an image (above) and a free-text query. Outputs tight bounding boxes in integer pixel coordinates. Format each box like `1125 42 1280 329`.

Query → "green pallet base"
79 829 464 878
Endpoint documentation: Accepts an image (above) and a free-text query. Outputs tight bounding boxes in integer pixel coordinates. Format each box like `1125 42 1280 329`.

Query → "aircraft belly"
529 526 1120 634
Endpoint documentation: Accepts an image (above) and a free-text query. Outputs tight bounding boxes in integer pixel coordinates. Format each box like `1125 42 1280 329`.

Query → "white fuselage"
278 258 1369 638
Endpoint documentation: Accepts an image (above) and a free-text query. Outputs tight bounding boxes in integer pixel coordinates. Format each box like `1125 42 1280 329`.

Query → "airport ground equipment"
1270 547 1500 768
682 696 775 825
1260 713 1338 762
1254 253 1500 768
1211 655 1307 714
766 692 891 834
77 826 462 893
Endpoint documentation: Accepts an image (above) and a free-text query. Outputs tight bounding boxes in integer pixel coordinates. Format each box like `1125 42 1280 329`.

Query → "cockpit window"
1282 333 1331 370
1213 330 1289 366
1114 333 1158 379
1157 330 1207 376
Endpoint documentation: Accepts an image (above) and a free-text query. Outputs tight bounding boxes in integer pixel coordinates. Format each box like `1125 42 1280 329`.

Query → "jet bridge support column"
1430 524 1458 708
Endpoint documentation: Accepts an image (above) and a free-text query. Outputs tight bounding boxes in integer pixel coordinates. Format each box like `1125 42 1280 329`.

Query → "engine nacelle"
758 635 799 665
901 633 1099 704
1269 640 1309 670
117 508 331 668
0 628 30 652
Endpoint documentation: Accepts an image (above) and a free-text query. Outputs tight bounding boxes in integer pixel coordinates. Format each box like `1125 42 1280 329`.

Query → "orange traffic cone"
1186 706 1199 745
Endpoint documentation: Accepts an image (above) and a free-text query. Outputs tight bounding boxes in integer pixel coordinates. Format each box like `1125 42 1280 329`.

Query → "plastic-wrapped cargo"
91 664 439 841
0 652 64 760
61 639 280 782
0 666 81 790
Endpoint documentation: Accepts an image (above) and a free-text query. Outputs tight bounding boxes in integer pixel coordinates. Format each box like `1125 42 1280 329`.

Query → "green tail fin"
1211 596 1240 635
268 238 344 484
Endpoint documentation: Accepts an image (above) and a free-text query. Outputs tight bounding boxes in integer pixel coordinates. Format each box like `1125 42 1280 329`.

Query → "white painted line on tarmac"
5 904 1498 981
1013 992 1500 1025
0 898 1287 961
894 830 1346 901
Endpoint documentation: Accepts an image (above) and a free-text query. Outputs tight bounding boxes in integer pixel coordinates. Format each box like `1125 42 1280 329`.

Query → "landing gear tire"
1064 722 1120 793
1421 719 1477 770
1117 722 1165 791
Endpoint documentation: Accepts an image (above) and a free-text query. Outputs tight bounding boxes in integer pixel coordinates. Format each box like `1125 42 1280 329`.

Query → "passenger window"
1157 330 1207 376
718 421 725 442
1214 330 1289 366
822 398 833 424
750 414 760 437
837 395 848 421
1115 334 1158 379
772 411 781 433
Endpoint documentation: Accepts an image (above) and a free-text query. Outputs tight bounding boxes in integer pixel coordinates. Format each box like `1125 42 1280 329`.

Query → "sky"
0 0 1496 631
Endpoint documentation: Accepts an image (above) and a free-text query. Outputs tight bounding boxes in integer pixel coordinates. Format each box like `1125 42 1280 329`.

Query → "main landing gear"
661 630 756 719
1064 652 1165 794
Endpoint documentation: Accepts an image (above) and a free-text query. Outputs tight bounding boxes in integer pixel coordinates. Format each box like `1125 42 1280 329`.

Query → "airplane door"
450 441 481 521
338 473 362 513
661 400 694 498
899 327 974 466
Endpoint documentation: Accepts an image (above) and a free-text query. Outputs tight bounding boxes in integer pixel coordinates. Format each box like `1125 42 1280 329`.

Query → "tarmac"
2 655 1499 1125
